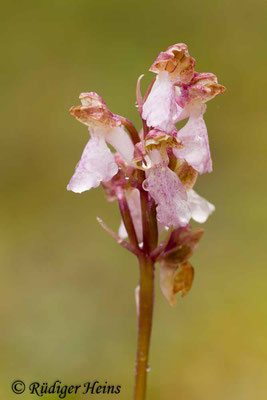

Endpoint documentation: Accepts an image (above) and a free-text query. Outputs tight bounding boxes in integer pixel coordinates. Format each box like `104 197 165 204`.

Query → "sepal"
159 261 194 306
150 43 195 84
157 225 204 265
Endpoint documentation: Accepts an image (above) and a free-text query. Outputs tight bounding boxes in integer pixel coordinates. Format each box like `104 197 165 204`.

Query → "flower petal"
70 92 120 128
143 160 191 227
174 104 212 174
67 135 118 193
188 72 226 103
159 261 194 306
149 43 195 84
142 71 180 133
70 92 134 164
79 92 106 107
187 189 215 223
106 126 134 164
174 72 226 113
161 226 204 265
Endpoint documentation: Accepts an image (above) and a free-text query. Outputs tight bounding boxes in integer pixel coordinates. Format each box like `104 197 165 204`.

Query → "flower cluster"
67 43 225 305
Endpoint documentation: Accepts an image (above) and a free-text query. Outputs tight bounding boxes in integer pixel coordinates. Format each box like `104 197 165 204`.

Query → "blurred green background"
1 0 267 399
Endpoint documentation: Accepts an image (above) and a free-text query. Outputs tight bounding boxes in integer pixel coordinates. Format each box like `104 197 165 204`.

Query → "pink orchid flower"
67 42 225 400
67 92 134 193
142 43 195 133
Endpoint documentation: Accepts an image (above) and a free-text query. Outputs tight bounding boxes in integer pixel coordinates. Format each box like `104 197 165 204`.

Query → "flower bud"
159 261 194 306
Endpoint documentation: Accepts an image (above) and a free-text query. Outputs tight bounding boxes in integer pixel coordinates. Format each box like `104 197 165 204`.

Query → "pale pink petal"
174 86 190 121
106 126 134 164
174 106 190 123
173 105 212 174
142 71 180 133
187 189 215 223
143 161 191 227
128 189 143 242
70 92 134 164
67 135 118 193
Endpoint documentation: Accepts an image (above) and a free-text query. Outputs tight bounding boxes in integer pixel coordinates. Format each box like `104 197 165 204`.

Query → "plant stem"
134 160 158 399
117 187 139 249
134 254 155 400
120 117 140 145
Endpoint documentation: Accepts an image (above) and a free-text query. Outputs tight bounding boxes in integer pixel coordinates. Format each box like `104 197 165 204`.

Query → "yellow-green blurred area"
1 0 267 399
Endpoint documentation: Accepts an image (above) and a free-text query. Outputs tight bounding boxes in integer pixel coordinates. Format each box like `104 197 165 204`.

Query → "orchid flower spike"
67 92 134 193
67 42 225 400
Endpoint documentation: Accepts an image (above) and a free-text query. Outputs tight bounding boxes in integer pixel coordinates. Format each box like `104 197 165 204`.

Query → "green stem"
134 255 155 400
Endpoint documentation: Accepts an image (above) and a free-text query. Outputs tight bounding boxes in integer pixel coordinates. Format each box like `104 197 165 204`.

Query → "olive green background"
1 0 267 399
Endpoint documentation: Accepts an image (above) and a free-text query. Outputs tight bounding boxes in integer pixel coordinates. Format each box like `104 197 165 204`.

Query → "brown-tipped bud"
159 261 194 306
159 225 204 265
69 104 120 128
150 43 195 84
79 92 106 107
188 72 226 103
69 92 121 128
